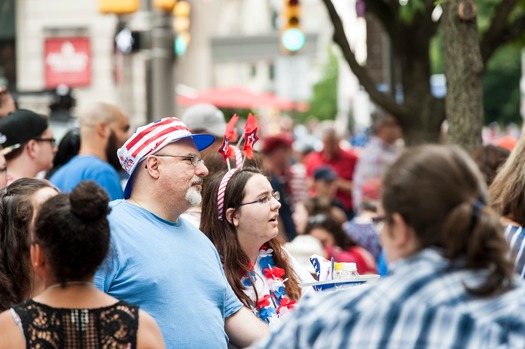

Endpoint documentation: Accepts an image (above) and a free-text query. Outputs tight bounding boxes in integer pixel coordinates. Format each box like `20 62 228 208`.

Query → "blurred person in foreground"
95 117 268 348
490 135 525 278
0 109 57 183
0 178 59 311
251 145 525 349
0 181 164 348
201 167 314 328
50 102 130 200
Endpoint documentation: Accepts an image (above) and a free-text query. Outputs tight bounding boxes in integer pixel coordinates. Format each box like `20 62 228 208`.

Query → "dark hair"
490 136 525 226
0 178 58 311
473 145 510 187
34 181 110 285
383 145 513 297
46 128 81 179
200 167 302 308
304 214 357 250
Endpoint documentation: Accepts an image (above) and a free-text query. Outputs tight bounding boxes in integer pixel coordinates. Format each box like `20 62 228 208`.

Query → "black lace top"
11 299 139 349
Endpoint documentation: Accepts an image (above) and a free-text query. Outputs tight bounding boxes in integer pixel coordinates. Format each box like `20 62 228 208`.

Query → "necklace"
241 245 296 326
46 281 95 290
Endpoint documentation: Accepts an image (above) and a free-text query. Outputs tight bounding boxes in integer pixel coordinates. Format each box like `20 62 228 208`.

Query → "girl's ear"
225 208 239 226
30 243 47 280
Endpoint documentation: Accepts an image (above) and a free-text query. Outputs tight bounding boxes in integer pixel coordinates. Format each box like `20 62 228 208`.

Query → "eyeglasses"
239 191 280 207
371 216 385 233
33 137 56 146
155 154 204 167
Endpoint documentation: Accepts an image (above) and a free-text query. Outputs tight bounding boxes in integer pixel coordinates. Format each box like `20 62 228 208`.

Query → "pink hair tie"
217 168 238 220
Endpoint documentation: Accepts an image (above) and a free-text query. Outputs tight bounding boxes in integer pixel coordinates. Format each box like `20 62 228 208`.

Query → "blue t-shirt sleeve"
95 242 119 293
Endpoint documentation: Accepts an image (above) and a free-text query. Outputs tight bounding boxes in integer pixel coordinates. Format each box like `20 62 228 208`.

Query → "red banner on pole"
44 37 91 88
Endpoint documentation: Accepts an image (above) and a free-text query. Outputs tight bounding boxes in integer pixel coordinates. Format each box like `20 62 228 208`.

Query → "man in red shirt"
304 122 358 216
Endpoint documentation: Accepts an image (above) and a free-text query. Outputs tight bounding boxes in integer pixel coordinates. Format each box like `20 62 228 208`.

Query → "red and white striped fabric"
217 168 238 220
117 117 215 198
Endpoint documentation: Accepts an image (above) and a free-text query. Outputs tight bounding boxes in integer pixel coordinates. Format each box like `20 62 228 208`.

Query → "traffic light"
281 0 305 54
98 0 139 15
154 0 176 12
173 0 191 56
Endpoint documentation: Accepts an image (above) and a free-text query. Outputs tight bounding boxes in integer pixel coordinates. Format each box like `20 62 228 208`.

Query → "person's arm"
137 309 166 349
225 307 269 348
0 309 25 348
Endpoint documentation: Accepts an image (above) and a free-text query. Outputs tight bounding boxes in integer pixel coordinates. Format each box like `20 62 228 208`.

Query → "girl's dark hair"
34 180 110 285
490 135 525 226
200 167 302 308
383 145 514 297
304 214 357 249
472 144 509 187
0 178 58 311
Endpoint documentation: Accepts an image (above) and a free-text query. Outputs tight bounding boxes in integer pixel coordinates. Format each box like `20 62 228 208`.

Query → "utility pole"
150 5 175 120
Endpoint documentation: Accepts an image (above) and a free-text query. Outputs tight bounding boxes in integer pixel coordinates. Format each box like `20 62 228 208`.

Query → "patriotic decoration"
217 114 239 164
241 245 295 326
242 113 259 159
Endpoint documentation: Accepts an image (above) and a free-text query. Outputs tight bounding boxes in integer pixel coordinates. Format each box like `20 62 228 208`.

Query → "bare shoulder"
137 309 166 349
0 309 25 348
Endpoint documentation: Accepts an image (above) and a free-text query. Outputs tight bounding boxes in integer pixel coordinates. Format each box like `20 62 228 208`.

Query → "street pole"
150 7 175 120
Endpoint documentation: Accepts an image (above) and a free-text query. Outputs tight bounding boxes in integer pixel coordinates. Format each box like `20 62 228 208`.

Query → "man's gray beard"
185 186 202 206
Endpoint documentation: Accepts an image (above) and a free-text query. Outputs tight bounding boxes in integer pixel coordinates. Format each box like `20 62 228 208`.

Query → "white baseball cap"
181 103 226 137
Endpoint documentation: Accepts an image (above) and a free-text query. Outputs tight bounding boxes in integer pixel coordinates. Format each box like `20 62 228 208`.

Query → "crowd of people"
0 98 524 348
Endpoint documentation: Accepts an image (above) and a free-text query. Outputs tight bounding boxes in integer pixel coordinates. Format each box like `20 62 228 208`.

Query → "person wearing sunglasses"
201 167 315 329
0 109 57 183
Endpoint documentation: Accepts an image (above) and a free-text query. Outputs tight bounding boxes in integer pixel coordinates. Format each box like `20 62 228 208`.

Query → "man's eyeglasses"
239 191 280 207
33 137 56 146
155 154 204 167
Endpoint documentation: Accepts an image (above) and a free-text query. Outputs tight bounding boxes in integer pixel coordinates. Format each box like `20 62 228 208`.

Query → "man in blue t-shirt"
51 102 130 200
95 117 268 348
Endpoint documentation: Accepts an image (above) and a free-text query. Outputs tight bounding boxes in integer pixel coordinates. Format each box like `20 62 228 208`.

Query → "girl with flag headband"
201 114 314 326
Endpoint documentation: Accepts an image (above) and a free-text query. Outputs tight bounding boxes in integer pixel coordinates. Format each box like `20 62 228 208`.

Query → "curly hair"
34 181 111 285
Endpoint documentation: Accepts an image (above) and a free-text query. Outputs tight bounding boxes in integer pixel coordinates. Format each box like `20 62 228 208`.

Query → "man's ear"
144 156 161 179
225 208 238 226
96 122 109 139
25 140 38 158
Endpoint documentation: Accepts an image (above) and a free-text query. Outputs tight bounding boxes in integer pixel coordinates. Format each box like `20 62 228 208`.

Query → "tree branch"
321 0 408 119
480 0 518 63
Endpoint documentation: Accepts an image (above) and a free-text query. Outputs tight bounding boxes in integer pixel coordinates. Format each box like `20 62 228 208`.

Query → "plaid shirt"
505 224 525 278
250 248 525 349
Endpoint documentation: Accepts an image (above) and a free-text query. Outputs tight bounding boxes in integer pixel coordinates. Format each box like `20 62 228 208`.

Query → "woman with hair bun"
0 181 165 348
252 145 525 349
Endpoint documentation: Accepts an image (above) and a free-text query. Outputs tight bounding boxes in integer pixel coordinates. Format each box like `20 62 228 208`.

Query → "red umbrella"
177 86 308 111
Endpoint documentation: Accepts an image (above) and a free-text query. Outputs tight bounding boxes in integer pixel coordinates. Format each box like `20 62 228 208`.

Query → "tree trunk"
442 0 484 152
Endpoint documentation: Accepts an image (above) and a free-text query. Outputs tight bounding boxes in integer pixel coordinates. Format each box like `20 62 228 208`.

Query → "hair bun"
69 181 110 221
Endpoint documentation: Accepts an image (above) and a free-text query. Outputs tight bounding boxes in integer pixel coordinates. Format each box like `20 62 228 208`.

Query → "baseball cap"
118 117 215 199
261 133 293 154
313 166 337 182
0 109 48 155
180 103 226 137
